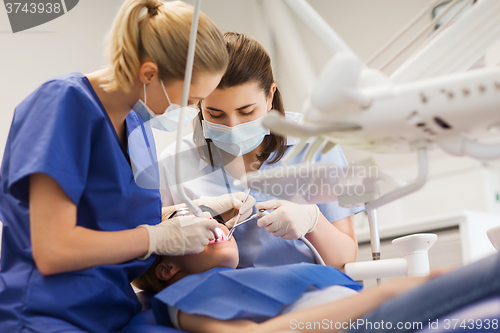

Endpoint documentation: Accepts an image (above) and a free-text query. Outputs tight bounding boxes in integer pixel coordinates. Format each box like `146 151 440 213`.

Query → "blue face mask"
133 81 199 132
202 115 271 156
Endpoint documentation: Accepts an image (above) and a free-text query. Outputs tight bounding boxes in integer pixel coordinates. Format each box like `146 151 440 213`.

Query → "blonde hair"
103 0 228 92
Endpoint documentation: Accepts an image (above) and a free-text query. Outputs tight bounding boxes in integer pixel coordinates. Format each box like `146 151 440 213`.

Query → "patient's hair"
103 0 228 92
193 32 287 166
133 255 168 293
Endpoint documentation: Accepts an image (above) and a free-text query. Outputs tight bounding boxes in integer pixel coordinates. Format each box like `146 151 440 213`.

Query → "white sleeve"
167 304 181 330
279 285 359 315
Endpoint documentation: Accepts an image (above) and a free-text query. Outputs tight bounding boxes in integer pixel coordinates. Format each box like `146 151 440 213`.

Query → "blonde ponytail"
103 0 228 93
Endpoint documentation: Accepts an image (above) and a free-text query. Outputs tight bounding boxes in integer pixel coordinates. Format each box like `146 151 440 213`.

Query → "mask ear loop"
160 81 172 105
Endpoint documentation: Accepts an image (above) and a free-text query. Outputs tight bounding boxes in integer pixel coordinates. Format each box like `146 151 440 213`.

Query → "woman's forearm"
34 227 150 275
178 284 394 333
304 214 358 269
252 284 392 333
253 272 439 333
30 173 150 275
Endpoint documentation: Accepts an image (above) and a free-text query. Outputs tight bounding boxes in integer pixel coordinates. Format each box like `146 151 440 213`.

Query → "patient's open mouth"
209 227 228 244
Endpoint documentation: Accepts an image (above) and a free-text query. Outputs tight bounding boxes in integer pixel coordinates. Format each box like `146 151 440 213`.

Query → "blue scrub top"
159 112 363 268
0 73 161 333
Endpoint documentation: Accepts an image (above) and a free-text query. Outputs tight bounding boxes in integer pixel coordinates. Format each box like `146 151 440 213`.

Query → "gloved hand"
137 215 219 259
256 200 320 240
198 192 256 227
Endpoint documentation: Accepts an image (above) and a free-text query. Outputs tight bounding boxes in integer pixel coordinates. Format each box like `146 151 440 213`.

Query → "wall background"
1 0 500 239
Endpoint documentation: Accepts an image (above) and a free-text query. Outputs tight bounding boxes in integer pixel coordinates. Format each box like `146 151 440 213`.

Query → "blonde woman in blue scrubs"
160 32 363 269
0 2 257 332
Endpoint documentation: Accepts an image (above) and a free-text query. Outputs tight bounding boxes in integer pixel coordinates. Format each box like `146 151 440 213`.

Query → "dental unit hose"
175 0 204 218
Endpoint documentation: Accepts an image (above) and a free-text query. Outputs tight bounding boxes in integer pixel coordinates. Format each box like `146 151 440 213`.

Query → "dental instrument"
226 204 266 240
225 189 251 239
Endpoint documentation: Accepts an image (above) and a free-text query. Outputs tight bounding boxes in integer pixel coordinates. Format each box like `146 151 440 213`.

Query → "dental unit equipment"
168 0 500 281
237 0 500 282
174 0 205 219
124 2 500 331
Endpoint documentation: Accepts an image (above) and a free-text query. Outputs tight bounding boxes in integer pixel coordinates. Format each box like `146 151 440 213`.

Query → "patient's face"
161 224 239 279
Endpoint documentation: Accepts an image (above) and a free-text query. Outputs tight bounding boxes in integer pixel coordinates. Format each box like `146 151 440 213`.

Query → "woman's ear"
139 61 158 84
156 259 182 283
267 83 277 111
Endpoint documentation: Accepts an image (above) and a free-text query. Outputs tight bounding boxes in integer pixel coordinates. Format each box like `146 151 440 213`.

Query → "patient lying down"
133 224 499 333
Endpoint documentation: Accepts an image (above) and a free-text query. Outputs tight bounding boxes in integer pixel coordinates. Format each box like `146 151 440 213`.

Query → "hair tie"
148 3 162 16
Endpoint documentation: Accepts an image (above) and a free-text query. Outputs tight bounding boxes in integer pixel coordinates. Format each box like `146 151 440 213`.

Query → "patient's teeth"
213 227 225 242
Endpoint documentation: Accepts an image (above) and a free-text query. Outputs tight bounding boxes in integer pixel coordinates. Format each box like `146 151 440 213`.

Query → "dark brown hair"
193 32 287 166
132 255 168 293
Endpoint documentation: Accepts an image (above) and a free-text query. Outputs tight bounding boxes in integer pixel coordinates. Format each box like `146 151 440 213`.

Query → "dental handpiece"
226 209 270 240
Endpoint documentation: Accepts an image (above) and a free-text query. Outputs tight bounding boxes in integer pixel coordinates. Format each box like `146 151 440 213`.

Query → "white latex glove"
256 200 320 240
198 192 256 227
137 215 219 259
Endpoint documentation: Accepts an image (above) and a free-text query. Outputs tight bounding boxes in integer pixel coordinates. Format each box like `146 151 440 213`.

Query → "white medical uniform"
159 112 363 267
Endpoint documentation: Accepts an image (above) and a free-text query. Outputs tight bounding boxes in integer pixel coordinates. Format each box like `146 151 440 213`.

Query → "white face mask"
202 114 271 156
133 81 199 132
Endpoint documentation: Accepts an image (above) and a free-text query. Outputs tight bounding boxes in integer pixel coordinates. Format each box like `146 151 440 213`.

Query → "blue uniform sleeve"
314 144 365 222
6 79 93 204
